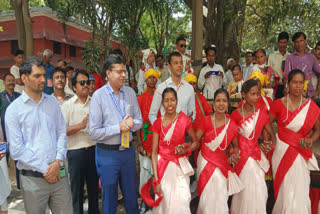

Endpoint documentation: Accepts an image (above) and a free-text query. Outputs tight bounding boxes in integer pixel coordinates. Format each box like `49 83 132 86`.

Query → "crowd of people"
0 30 320 214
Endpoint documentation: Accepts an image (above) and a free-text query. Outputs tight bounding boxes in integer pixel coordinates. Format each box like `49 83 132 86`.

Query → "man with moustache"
62 70 99 214
0 73 21 187
5 57 73 213
0 73 21 142
51 67 73 106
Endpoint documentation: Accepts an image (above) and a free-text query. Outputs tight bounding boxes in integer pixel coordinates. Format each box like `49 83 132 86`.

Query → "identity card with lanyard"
106 85 131 149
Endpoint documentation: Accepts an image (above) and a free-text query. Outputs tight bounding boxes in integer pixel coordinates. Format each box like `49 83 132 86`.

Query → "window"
53 41 61 54
69 45 76 57
11 40 19 55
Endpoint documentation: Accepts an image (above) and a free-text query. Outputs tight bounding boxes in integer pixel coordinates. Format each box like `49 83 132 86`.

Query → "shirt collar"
106 82 124 94
166 77 185 86
72 94 91 105
205 63 215 69
21 90 47 104
293 50 308 56
3 90 14 97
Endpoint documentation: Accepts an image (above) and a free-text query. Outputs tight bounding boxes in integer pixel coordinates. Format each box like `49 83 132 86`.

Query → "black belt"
97 142 132 150
75 145 95 151
21 169 44 178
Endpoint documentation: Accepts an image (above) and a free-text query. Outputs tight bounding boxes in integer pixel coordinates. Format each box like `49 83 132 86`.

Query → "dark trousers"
96 146 139 214
67 146 100 214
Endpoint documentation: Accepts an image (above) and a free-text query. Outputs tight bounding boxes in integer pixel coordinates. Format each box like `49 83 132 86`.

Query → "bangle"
77 124 81 131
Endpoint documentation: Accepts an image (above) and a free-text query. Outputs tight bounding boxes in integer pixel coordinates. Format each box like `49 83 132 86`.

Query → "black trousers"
67 146 100 214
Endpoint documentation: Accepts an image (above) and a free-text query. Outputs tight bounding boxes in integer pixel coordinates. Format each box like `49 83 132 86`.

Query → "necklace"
161 112 178 145
213 113 228 150
241 103 256 140
283 94 302 122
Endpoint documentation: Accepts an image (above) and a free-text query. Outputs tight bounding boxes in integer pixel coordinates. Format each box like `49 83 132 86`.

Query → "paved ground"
6 148 141 214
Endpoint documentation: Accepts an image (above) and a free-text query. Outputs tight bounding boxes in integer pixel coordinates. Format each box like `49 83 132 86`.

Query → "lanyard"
106 85 126 119
5 93 15 104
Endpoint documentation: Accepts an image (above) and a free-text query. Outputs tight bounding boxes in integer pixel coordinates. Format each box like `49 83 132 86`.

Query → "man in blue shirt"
0 73 21 188
89 54 142 214
5 57 73 214
0 73 21 142
42 49 55 95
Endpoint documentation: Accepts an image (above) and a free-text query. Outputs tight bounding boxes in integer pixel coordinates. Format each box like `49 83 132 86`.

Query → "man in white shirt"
268 32 290 84
149 51 196 125
156 55 171 82
64 66 75 95
52 67 73 106
10 49 24 93
225 58 236 88
61 70 99 214
198 46 225 100
175 36 192 79
242 51 254 81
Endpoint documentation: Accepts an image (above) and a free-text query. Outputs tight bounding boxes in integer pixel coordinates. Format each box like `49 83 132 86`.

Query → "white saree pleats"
272 136 319 214
196 152 243 214
152 161 191 214
230 154 269 214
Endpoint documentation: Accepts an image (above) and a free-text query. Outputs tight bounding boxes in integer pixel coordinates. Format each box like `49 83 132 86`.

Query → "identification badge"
59 167 66 178
0 142 6 152
120 132 130 149
47 79 53 87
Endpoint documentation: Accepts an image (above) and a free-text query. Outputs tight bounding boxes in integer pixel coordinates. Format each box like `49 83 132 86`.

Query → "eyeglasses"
77 80 91 86
110 70 126 75
180 44 187 48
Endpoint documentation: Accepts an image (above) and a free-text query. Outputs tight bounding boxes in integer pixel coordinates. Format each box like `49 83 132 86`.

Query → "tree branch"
246 3 262 18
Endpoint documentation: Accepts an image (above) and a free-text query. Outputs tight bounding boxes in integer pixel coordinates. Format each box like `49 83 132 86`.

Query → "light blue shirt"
5 91 68 173
89 83 142 145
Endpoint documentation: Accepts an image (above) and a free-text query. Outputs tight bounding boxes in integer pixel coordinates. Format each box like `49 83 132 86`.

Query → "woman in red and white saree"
269 69 320 214
230 79 276 214
141 87 198 214
196 89 243 214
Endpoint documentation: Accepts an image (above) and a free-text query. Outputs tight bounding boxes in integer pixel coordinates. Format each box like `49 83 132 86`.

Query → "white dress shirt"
64 79 75 95
61 95 95 150
224 69 234 88
268 50 290 83
10 65 24 93
148 77 196 125
198 63 225 99
242 63 254 81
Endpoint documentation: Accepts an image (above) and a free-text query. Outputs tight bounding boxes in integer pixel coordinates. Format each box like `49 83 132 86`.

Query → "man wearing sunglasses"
175 36 192 79
61 70 100 214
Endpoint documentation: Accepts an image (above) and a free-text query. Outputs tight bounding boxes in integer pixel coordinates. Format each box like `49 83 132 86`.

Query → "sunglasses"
180 44 187 48
77 80 91 86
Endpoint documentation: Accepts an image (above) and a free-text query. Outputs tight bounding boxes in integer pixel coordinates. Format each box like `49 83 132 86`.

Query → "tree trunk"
184 0 247 69
191 0 203 77
22 0 33 57
11 0 33 56
11 0 26 52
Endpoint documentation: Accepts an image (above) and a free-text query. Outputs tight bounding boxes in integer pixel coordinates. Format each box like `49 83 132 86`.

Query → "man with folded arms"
5 57 73 214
